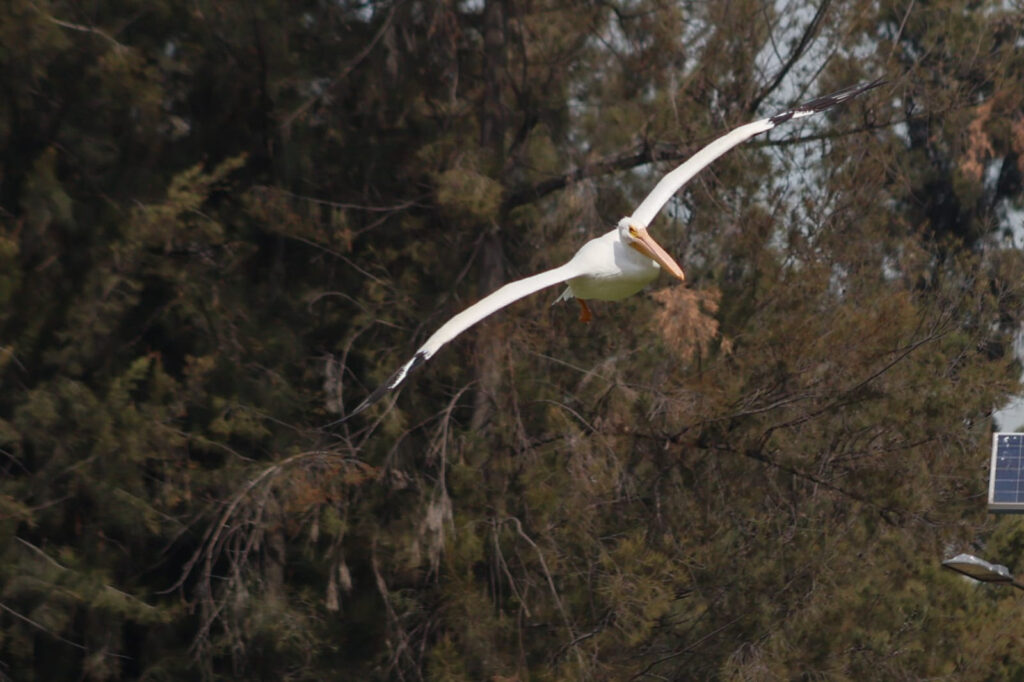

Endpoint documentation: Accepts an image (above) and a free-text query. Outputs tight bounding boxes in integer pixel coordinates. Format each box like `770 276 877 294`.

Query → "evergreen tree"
1 0 1023 679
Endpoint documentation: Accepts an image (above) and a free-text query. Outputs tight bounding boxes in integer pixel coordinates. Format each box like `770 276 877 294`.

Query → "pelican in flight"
341 80 882 420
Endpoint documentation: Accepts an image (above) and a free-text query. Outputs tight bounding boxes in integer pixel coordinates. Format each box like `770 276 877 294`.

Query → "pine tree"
1 0 1023 679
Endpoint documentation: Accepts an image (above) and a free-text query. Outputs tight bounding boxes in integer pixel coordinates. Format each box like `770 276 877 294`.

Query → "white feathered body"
558 228 662 302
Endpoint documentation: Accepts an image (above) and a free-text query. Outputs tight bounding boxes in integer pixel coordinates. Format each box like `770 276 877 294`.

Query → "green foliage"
435 167 504 225
2 0 1024 679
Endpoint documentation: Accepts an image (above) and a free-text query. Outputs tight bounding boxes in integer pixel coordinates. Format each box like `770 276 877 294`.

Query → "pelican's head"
617 218 686 282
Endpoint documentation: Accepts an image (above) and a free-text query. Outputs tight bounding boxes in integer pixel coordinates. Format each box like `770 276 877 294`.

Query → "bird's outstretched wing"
629 79 884 229
335 262 583 422
337 79 883 422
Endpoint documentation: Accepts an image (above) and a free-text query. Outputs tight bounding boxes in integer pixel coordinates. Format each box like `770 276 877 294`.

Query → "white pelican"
340 80 882 420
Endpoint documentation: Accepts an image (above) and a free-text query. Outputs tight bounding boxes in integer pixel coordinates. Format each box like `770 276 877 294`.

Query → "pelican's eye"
628 225 639 238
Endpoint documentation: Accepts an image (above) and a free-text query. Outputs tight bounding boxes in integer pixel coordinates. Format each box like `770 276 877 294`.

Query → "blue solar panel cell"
989 433 1024 512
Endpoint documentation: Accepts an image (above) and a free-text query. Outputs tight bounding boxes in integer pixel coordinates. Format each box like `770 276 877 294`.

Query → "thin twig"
46 17 126 50
749 0 833 114
628 616 742 680
280 1 403 134
505 516 585 668
0 601 88 652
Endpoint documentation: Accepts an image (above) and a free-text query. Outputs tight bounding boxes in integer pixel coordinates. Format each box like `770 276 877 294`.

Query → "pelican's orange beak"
630 225 686 282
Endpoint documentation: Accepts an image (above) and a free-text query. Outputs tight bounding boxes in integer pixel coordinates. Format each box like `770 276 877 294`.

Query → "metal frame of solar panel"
989 432 1024 513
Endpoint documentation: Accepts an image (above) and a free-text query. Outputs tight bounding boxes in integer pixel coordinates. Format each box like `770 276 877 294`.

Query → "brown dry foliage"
961 100 994 183
1014 116 1024 174
648 286 730 362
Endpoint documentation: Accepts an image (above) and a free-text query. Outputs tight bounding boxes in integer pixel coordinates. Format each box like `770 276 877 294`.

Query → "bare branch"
46 17 127 50
505 516 585 667
280 1 402 134
0 600 89 652
749 0 833 114
502 116 904 215
628 616 742 680
502 140 669 212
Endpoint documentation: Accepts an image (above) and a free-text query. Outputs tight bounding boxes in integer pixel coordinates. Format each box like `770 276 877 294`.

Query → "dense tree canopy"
2 0 1024 679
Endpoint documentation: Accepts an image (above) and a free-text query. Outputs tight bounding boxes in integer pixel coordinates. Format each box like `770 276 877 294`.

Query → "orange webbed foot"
577 299 593 323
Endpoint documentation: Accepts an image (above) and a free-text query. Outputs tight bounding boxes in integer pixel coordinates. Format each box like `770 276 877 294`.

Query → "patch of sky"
752 0 824 103
344 0 377 23
996 331 1024 432
987 166 1024 430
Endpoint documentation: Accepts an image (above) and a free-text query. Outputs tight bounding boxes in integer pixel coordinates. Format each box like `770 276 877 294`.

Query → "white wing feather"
339 261 583 421
630 119 774 228
630 79 884 228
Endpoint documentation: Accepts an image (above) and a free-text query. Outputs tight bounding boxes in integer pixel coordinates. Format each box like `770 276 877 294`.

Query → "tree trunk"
471 0 508 430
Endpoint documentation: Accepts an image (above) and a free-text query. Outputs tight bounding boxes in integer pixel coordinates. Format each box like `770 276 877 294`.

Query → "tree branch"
280 1 402 135
749 0 833 115
502 140 673 212
505 516 585 667
501 120 891 214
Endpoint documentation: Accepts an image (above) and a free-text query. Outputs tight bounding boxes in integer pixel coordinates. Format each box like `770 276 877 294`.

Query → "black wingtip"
768 78 886 126
323 351 431 428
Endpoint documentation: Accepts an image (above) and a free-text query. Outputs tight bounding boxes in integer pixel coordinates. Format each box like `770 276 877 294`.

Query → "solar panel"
989 433 1024 513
